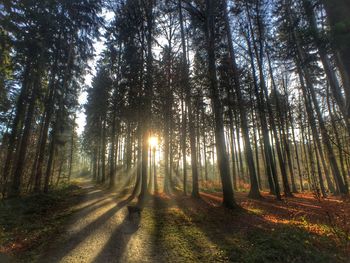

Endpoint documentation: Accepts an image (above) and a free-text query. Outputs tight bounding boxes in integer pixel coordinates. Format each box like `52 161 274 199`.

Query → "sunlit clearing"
149 136 158 148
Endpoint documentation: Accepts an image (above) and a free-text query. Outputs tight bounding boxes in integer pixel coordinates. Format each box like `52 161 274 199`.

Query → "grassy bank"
0 183 85 262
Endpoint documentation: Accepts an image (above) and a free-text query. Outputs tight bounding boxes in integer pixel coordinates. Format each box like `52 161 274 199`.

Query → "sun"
149 136 158 148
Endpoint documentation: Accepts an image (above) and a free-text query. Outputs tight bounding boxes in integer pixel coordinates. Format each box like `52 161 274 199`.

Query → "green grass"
242 227 340 263
139 197 348 263
0 183 84 262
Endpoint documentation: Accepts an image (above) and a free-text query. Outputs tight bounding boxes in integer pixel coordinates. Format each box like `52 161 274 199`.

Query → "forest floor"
1 181 350 263
0 180 88 262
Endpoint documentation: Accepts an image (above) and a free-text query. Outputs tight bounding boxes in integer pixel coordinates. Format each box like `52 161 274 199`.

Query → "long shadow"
151 195 163 260
92 214 140 263
74 196 110 212
71 190 131 220
174 195 344 263
82 189 107 199
69 198 117 223
42 197 133 263
171 197 278 261
151 195 199 262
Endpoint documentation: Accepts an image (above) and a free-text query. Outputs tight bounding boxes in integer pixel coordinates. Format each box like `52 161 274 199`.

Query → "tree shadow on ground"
161 194 347 263
92 213 140 263
41 196 133 263
151 195 208 262
71 187 131 219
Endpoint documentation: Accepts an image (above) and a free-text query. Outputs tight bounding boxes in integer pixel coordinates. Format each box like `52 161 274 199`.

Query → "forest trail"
40 182 154 263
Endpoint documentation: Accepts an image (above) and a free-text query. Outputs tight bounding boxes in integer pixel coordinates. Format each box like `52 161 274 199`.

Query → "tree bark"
205 0 237 208
222 0 261 199
322 0 350 116
10 71 41 197
179 0 199 198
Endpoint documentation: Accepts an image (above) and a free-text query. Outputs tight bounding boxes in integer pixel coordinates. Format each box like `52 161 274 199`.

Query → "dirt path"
40 183 154 263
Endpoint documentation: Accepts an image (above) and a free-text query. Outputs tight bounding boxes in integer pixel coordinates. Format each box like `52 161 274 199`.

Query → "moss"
240 227 341 263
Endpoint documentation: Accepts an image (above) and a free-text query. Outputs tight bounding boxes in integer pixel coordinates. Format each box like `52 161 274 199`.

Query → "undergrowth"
0 183 84 262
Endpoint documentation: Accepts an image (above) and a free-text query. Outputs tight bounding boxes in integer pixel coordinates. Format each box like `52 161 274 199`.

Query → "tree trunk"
322 0 350 116
179 0 199 198
245 9 292 197
153 147 157 193
10 72 41 197
181 100 187 195
303 0 350 133
298 65 347 194
2 62 31 196
205 0 237 208
68 116 75 182
289 4 348 194
222 0 261 199
102 120 107 183
314 137 327 197
139 0 154 204
44 121 57 193
296 65 336 193
289 108 303 191
109 114 117 188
